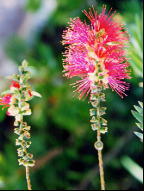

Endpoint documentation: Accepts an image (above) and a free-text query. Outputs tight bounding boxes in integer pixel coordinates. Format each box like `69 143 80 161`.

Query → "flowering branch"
62 6 131 190
0 60 41 190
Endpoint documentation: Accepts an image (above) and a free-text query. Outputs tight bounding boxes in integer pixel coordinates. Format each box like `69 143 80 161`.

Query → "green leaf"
31 91 42 98
121 156 143 183
134 132 143 142
131 110 143 123
127 13 143 78
1 90 11 96
131 101 143 142
133 105 143 114
136 123 143 131
138 101 143 108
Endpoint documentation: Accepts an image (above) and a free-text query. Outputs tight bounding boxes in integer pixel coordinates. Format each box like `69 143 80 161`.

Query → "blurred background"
0 0 143 190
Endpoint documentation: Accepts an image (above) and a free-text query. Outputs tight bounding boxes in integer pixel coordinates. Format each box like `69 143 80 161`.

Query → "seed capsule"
91 123 98 131
89 108 96 116
94 141 103 150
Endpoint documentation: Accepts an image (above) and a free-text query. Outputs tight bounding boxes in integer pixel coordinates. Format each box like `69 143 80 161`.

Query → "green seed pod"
91 123 99 131
89 108 96 116
24 160 35 167
98 107 106 116
17 148 24 157
18 158 25 166
27 153 33 159
91 100 99 108
90 93 97 101
90 116 97 123
27 160 35 167
100 126 108 134
23 131 31 139
99 93 106 102
94 141 104 151
23 126 31 131
14 128 21 135
26 141 32 148
16 139 22 146
100 118 107 126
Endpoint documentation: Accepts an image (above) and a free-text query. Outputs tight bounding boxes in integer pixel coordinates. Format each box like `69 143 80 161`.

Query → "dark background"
0 0 143 190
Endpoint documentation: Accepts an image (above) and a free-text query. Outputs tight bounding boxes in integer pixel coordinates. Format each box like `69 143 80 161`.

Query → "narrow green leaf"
133 105 143 113
121 156 143 183
134 132 143 142
136 123 143 131
1 90 11 96
138 101 143 108
131 110 143 123
31 91 42 98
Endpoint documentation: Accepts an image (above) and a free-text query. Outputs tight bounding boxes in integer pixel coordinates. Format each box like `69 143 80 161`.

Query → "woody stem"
97 129 105 190
26 166 32 190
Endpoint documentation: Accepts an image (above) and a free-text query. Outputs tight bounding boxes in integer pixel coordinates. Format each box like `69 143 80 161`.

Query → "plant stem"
26 166 32 190
90 87 107 190
97 129 105 190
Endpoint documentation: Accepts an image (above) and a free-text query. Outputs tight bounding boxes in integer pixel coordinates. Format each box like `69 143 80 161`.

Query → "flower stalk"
90 85 107 190
26 166 32 190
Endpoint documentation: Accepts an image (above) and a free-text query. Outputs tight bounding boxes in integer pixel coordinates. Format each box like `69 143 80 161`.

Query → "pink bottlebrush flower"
0 94 12 109
62 7 130 99
62 18 90 45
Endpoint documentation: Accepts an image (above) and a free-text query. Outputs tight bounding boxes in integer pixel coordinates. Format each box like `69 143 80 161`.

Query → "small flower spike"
0 60 41 190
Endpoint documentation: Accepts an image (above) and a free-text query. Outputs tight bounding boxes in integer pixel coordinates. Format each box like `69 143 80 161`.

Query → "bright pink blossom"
0 81 20 111
0 94 12 109
62 7 130 98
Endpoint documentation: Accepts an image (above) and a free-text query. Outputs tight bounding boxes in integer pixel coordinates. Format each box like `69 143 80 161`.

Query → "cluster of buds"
89 86 107 134
0 60 41 167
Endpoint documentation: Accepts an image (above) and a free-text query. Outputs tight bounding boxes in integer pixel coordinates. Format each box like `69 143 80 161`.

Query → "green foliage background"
0 0 143 190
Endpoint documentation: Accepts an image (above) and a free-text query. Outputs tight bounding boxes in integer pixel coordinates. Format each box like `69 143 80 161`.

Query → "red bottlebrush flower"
62 7 130 99
11 81 20 89
0 94 12 109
